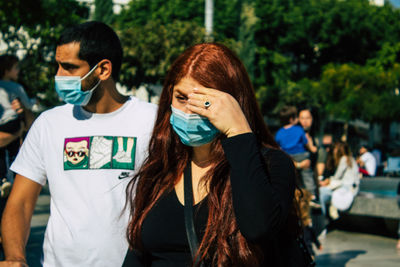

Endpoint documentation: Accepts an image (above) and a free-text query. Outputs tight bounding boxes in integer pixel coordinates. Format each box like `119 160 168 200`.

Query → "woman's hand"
319 178 330 187
11 99 24 114
186 87 252 137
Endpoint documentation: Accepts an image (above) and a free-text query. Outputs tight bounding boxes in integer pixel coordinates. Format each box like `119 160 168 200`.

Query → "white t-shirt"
10 97 157 267
360 151 377 176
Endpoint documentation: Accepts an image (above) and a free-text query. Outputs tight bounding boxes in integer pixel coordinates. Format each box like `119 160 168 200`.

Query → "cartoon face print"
65 140 88 164
64 137 90 167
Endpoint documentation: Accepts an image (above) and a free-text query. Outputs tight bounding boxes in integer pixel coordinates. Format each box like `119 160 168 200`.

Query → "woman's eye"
176 95 186 101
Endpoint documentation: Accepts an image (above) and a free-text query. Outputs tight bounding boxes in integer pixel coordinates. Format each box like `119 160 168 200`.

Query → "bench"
346 177 400 220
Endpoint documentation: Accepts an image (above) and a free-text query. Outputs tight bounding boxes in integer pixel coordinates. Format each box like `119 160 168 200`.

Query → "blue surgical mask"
55 64 100 106
170 106 219 147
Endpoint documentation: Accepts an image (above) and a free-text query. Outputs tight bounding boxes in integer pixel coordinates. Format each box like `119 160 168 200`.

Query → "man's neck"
83 80 129 114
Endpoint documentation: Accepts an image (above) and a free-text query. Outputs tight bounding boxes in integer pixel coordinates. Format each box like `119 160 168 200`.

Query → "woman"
319 141 360 217
124 43 299 266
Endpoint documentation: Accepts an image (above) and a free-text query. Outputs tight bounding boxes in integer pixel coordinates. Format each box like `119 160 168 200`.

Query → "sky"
389 0 400 7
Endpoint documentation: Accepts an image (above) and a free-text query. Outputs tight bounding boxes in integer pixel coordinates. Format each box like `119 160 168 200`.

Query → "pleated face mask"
55 64 100 106
169 105 219 147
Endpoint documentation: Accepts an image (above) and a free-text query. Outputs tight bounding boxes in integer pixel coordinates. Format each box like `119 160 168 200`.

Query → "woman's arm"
122 249 147 267
221 133 296 242
327 156 347 190
186 88 295 241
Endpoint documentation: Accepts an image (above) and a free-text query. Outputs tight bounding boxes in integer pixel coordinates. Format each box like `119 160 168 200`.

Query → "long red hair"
126 43 279 266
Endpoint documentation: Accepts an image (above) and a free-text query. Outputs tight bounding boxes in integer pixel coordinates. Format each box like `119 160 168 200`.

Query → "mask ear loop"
80 64 99 81
81 64 101 93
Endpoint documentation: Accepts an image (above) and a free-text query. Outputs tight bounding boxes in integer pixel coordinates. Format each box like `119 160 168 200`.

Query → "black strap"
183 163 203 266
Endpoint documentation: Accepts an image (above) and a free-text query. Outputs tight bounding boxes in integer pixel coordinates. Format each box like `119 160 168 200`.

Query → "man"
0 22 157 266
316 133 333 181
357 144 377 177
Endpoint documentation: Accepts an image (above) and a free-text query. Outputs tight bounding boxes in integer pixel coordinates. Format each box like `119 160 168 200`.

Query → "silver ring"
204 101 211 109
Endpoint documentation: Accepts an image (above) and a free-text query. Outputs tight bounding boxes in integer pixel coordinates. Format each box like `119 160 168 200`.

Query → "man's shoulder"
127 96 158 116
36 104 71 120
362 152 376 161
129 96 157 110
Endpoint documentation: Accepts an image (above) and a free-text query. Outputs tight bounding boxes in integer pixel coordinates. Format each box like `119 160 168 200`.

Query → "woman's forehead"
173 77 203 94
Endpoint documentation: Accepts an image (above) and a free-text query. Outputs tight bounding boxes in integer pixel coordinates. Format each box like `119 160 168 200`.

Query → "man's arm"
0 131 20 148
1 175 42 266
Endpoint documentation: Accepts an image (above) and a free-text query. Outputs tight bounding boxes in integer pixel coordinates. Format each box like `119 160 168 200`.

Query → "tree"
118 20 205 88
253 0 400 119
237 1 258 82
94 0 114 25
114 0 242 89
0 0 89 108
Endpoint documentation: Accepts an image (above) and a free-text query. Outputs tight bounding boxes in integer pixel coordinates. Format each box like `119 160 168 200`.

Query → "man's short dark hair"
57 21 123 81
0 54 19 78
279 105 297 125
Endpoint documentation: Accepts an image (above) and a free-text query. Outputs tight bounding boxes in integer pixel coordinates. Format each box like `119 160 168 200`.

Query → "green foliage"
238 1 258 82
252 0 400 122
0 0 89 108
116 0 204 29
4 0 398 123
118 20 205 88
115 0 242 89
314 63 400 122
94 0 115 25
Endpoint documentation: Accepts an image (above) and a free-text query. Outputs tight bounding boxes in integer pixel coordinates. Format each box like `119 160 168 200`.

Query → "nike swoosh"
118 172 131 179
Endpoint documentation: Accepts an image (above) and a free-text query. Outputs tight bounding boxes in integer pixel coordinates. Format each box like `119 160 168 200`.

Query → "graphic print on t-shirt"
64 136 136 170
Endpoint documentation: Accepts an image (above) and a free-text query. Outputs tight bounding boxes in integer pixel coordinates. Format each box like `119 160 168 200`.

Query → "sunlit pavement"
316 229 400 267
26 188 50 267
7 189 400 267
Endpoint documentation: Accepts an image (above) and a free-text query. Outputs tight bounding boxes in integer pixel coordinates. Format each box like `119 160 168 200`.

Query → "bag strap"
183 163 203 266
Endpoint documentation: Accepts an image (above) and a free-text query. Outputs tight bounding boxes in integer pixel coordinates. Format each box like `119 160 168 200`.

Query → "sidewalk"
8 187 400 266
26 187 50 267
316 229 400 266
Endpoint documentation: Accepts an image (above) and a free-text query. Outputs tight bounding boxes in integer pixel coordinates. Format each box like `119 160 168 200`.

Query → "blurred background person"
0 54 35 180
298 107 323 205
357 144 377 177
0 54 35 245
316 134 334 181
319 141 360 219
276 106 317 205
295 188 323 259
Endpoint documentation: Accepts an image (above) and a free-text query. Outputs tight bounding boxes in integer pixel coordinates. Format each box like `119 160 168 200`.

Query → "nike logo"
118 172 131 179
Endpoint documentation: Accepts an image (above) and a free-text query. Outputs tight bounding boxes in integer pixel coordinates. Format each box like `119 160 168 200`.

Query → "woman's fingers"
192 87 219 97
186 102 208 117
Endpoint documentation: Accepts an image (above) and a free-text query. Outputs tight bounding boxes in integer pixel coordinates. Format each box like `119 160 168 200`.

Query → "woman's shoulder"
261 146 294 167
339 155 352 163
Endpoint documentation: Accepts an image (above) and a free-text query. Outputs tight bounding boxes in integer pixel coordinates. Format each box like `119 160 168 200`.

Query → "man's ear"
97 59 112 81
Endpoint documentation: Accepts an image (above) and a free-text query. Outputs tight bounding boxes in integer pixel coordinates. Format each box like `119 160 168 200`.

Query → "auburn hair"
126 43 279 266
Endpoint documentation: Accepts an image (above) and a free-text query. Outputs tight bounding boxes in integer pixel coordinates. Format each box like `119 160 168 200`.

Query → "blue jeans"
319 186 333 215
